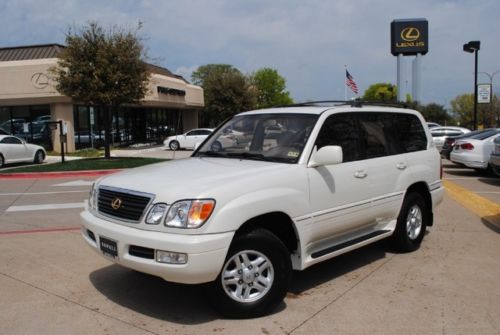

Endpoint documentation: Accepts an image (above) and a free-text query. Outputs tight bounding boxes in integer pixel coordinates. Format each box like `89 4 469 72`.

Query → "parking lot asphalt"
0 156 499 334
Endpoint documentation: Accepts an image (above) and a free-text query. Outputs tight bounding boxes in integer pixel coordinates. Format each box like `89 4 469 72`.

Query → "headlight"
165 199 215 228
88 183 98 211
146 203 168 225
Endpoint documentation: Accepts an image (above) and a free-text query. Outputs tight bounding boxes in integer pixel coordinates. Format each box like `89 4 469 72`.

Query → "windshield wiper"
226 152 272 162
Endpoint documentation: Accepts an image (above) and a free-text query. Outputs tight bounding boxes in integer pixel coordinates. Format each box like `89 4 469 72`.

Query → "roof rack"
279 99 409 109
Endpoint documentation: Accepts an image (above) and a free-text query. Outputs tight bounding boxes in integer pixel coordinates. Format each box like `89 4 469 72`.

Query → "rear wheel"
392 192 429 252
207 229 291 318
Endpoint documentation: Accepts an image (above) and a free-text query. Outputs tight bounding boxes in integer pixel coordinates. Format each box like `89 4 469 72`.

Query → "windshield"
194 113 318 163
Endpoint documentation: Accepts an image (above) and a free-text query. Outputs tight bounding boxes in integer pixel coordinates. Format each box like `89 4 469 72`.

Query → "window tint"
315 114 362 162
446 130 464 137
358 115 388 159
391 114 427 153
199 130 212 135
1 136 22 144
315 112 427 163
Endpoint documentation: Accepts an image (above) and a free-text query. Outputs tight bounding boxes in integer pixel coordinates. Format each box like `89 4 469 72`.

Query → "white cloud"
1 0 499 105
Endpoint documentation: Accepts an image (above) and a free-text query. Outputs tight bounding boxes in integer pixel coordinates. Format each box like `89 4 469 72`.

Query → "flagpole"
344 64 347 101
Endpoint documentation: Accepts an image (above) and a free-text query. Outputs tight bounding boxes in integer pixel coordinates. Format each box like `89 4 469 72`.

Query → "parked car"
426 122 441 129
0 135 46 168
163 128 213 150
81 102 443 318
0 118 25 134
489 135 500 177
450 130 500 175
431 126 470 151
441 128 498 160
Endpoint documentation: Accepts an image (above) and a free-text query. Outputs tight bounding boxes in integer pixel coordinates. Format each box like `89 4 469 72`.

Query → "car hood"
97 157 298 203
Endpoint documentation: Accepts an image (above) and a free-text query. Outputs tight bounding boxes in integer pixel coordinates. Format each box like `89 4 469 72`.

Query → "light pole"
463 41 480 130
479 70 500 127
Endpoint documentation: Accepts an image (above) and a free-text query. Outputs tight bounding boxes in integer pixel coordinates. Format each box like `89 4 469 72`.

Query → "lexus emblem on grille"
111 197 122 210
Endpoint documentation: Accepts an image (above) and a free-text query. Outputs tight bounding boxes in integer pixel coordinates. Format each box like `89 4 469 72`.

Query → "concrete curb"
0 169 121 179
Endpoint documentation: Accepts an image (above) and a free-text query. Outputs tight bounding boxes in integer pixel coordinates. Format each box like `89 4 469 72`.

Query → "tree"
362 83 398 101
249 68 293 108
420 103 451 125
192 64 256 127
51 22 150 158
449 93 499 128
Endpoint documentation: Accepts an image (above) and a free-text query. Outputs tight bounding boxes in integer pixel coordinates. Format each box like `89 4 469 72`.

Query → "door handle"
354 170 367 178
396 162 407 170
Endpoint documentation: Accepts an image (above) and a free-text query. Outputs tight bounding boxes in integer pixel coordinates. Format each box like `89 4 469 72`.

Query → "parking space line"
6 201 86 212
443 180 500 227
0 227 80 235
0 190 88 196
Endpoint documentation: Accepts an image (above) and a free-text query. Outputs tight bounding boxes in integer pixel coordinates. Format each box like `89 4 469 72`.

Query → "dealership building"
0 44 204 152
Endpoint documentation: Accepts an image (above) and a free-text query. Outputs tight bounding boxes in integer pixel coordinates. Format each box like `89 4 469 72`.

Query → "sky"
1 0 499 106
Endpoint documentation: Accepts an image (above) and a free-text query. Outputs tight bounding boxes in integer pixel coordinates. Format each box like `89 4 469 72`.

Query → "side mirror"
308 145 343 168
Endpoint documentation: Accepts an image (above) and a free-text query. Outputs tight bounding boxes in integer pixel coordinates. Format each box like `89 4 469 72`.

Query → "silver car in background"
431 126 470 151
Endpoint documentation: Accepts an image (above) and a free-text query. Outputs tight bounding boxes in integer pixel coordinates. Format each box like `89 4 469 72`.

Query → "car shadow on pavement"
478 177 500 186
482 217 500 233
89 266 219 324
89 240 389 323
289 240 387 295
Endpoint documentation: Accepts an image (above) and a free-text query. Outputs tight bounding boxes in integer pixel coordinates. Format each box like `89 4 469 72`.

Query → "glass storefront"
0 105 52 150
73 106 182 149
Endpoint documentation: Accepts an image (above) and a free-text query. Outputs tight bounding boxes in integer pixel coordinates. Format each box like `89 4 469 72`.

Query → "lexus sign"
391 19 428 56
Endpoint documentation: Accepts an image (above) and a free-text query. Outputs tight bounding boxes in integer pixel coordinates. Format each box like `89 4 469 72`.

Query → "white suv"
81 102 444 318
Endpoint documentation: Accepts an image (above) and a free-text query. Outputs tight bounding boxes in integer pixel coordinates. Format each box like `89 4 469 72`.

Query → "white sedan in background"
163 128 213 150
450 130 500 175
0 135 46 168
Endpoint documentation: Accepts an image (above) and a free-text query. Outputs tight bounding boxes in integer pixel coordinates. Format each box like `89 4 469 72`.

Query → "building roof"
0 44 65 61
0 43 188 83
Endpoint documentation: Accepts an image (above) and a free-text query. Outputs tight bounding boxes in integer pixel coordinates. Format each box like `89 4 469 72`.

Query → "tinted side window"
392 114 427 153
315 114 362 162
2 136 22 144
358 114 389 159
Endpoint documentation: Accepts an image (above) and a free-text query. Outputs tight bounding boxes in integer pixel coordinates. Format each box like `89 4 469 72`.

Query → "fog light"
156 250 188 264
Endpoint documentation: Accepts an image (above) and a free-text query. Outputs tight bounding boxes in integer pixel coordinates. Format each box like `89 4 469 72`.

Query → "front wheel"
207 229 291 318
169 140 180 150
34 150 45 164
392 192 429 252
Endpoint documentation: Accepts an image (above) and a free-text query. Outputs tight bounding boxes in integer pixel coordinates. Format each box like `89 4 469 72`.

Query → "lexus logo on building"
401 27 420 42
31 72 50 89
111 198 123 210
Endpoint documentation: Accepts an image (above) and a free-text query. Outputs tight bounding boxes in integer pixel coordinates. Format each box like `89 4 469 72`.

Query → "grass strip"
1 157 167 173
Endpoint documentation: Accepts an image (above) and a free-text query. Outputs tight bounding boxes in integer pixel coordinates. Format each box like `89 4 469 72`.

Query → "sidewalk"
0 147 193 178
45 146 193 163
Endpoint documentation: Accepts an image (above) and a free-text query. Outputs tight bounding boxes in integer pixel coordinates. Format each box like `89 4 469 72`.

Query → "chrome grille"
97 186 153 222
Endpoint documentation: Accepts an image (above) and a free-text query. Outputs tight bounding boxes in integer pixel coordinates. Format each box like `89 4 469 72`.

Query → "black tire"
34 150 45 164
207 229 291 318
169 140 180 151
0 154 4 168
487 164 500 178
392 192 429 252
210 141 222 152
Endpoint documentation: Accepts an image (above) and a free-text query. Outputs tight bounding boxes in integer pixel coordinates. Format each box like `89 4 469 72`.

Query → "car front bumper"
80 210 233 284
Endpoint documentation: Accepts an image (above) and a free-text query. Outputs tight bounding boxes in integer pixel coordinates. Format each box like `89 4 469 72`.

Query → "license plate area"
99 236 118 259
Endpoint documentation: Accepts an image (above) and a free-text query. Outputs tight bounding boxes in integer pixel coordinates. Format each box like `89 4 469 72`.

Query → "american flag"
345 70 359 94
